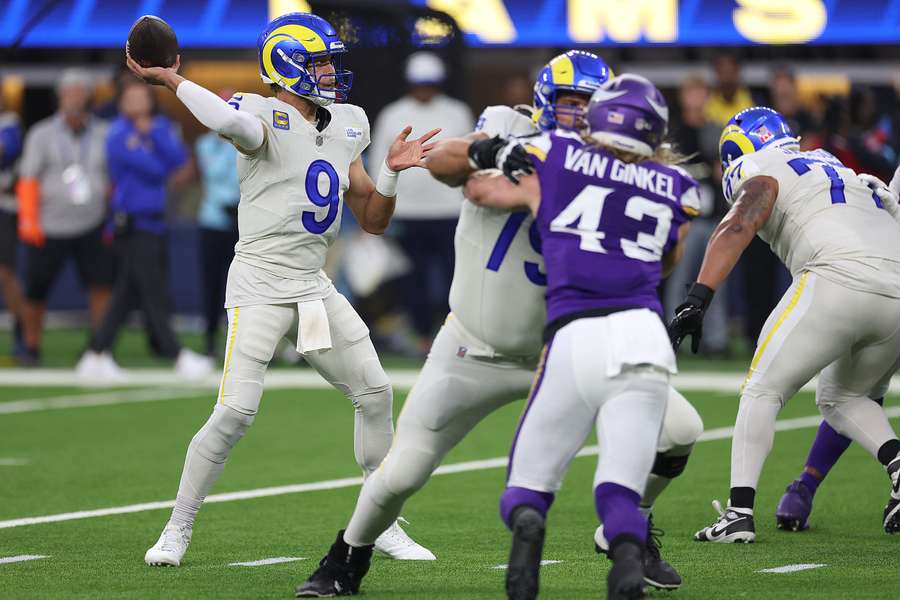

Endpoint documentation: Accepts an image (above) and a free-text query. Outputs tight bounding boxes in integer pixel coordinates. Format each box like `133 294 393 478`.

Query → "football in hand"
126 15 178 68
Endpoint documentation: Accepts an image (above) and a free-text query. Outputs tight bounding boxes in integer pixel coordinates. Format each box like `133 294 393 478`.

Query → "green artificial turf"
0 386 897 598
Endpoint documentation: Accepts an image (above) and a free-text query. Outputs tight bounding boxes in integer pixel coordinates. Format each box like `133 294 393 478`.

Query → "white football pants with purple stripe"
506 310 677 503
343 312 699 547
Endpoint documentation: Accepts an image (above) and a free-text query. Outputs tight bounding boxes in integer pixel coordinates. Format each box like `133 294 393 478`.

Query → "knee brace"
193 405 255 464
651 451 690 479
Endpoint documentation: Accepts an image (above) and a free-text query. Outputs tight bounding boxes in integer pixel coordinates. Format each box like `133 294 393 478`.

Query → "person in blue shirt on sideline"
195 88 240 356
0 95 26 361
76 82 213 380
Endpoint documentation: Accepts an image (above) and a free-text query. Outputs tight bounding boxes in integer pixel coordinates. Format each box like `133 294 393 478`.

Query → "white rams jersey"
723 141 900 299
223 93 369 307
448 105 547 358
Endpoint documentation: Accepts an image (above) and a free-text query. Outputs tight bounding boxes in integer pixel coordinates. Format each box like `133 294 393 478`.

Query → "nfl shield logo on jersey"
456 346 468 358
273 110 290 130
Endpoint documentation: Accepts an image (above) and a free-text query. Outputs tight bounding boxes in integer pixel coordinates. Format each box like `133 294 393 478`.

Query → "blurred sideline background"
1 0 899 371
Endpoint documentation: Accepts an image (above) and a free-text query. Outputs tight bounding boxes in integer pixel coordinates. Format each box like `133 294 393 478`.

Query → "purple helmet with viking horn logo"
585 74 668 157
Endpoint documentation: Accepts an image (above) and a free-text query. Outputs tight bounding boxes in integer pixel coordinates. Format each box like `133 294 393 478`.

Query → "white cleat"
374 518 435 560
694 500 756 543
144 522 192 567
175 348 215 380
76 350 128 383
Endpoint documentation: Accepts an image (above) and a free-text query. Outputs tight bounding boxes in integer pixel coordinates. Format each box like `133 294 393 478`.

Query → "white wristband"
375 160 399 197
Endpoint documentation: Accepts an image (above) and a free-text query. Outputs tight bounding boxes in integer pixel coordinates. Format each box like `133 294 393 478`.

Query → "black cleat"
506 507 546 600
607 536 645 600
594 516 681 591
885 456 900 534
295 530 373 598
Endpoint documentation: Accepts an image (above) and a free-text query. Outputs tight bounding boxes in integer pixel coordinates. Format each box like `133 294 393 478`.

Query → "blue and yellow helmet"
719 106 795 169
257 12 353 106
533 50 612 131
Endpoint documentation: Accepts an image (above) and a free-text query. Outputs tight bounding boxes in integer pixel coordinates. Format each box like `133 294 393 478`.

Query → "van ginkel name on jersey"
563 144 678 201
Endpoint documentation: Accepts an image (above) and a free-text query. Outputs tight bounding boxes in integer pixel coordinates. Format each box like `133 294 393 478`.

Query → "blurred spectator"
76 83 212 380
499 73 534 107
195 88 240 357
16 69 114 365
768 66 817 139
0 92 26 359
664 76 730 354
95 64 143 120
704 53 755 126
369 52 473 351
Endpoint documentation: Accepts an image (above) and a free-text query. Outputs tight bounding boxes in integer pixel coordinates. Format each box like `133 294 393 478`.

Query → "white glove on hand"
858 173 896 205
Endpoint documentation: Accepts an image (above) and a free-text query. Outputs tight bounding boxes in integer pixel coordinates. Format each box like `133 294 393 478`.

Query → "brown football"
126 15 178 68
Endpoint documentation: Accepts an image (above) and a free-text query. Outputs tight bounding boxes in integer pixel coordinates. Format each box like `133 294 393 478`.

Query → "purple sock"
801 420 853 494
500 486 555 529
594 482 647 545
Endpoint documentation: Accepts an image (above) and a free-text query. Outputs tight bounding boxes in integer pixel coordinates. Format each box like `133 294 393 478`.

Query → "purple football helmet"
585 74 668 157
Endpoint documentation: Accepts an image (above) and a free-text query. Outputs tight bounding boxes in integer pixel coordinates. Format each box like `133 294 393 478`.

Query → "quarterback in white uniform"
129 13 440 566
669 107 900 542
296 51 703 598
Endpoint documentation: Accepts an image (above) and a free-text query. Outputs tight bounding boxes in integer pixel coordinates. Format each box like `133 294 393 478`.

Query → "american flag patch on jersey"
273 110 290 130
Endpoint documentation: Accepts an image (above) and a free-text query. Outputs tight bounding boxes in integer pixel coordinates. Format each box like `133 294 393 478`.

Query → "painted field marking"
493 560 563 570
0 458 30 466
758 563 827 574
0 554 48 565
5 407 898 531
0 388 207 415
2 367 899 395
229 556 306 567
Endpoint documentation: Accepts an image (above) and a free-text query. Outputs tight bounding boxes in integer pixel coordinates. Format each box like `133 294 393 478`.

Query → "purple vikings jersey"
526 131 699 325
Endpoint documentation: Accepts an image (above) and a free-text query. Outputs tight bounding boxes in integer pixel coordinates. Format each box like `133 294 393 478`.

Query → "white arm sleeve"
175 80 264 152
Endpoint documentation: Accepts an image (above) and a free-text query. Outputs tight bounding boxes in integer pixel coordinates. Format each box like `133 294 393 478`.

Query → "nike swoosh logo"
590 89 628 103
708 517 747 538
645 95 669 121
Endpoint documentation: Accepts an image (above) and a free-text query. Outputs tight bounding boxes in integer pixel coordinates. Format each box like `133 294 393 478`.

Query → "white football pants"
344 311 701 546
732 271 900 490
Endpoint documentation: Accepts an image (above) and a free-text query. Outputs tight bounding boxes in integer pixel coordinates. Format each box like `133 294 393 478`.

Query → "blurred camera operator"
76 82 212 380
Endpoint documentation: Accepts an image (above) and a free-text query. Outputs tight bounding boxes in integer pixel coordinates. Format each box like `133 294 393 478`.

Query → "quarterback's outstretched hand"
668 282 715 353
126 55 183 91
387 126 441 171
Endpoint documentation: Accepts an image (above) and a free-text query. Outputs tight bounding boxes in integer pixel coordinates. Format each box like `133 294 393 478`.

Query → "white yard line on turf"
3 371 900 415
229 556 306 567
493 560 563 570
0 388 207 415
0 458 30 466
758 563 827 574
3 406 899 531
2 368 900 394
0 555 48 564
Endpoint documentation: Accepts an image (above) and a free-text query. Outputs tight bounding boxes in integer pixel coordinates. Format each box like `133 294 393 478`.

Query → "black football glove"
467 136 535 183
667 282 715 353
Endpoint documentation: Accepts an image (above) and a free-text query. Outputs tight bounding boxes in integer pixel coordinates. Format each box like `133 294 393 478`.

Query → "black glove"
467 136 535 183
668 282 715 353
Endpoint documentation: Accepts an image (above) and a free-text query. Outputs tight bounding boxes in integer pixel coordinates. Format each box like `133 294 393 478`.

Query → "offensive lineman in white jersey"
129 13 439 566
296 51 703 597
669 107 900 542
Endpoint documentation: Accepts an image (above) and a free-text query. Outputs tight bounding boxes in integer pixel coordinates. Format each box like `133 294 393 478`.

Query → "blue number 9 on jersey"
303 160 341 234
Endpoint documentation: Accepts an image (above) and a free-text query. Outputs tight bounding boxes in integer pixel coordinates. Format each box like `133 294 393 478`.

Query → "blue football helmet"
533 50 612 131
257 12 353 106
719 106 795 169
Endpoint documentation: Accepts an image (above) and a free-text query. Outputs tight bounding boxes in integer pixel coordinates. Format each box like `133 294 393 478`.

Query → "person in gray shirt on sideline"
16 69 114 364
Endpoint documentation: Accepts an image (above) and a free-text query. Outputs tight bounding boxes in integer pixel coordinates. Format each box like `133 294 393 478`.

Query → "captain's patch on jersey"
345 127 363 139
273 110 290 130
